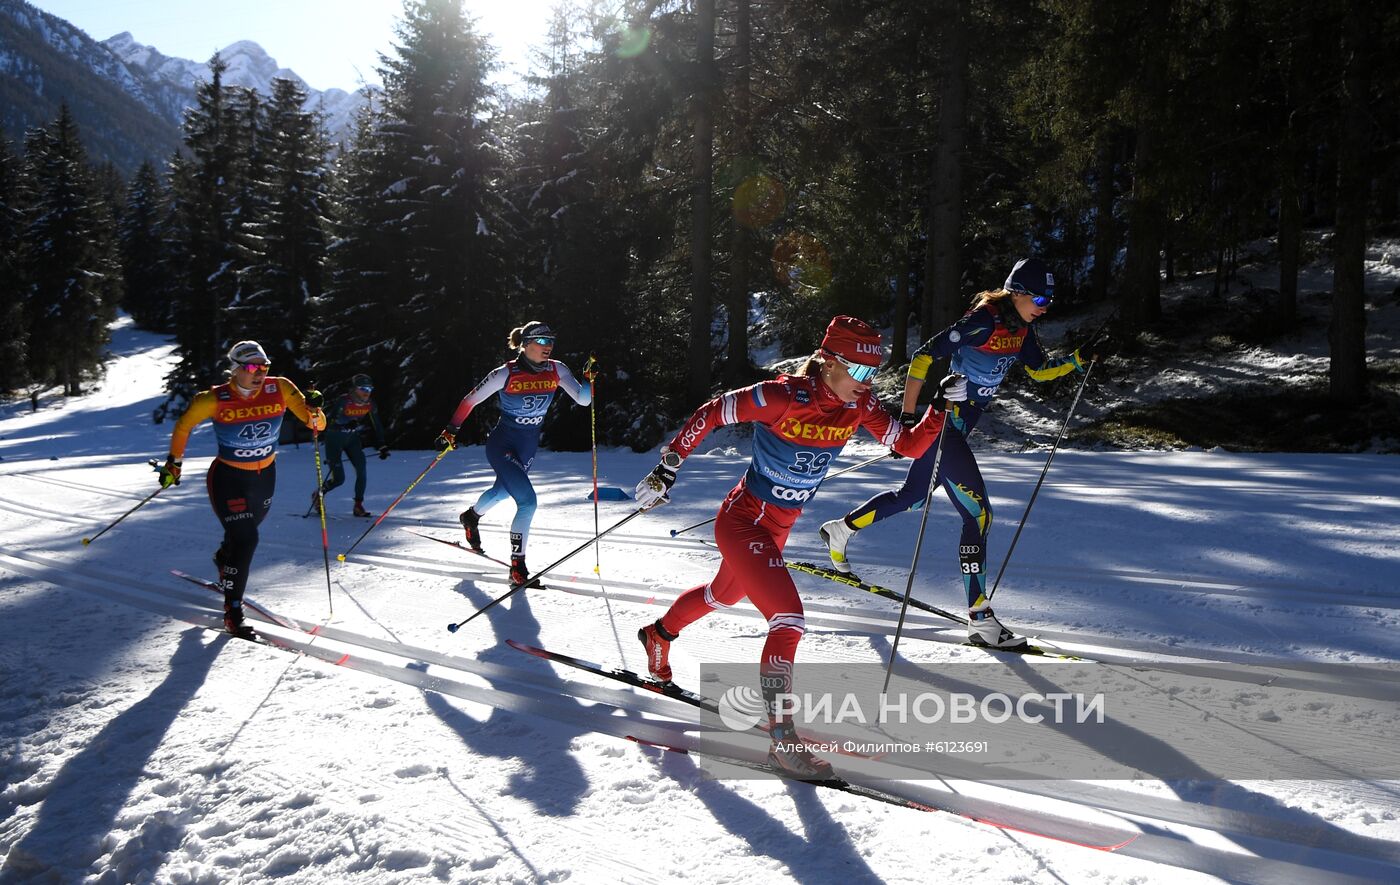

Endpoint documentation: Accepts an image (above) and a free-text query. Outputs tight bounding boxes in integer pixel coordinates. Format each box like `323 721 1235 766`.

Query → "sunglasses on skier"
822 349 879 383
528 337 555 346
239 362 270 374
356 385 373 393
1007 281 1054 307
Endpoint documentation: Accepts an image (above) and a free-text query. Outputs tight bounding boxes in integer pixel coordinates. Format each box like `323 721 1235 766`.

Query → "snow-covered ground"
3 316 1400 883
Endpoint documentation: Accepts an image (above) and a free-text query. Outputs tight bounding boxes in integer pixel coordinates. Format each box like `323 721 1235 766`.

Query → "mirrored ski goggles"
1008 282 1054 307
356 385 374 393
239 362 271 374
528 336 556 346
822 349 880 383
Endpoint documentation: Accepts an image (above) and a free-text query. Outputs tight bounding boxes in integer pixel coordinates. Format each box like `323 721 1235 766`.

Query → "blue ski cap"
1004 258 1055 300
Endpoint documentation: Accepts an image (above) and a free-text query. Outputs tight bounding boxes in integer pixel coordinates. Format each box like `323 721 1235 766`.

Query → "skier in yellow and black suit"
158 340 326 638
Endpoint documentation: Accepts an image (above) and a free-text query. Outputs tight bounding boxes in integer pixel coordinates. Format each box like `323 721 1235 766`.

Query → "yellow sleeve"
1022 358 1081 383
907 353 934 382
276 378 326 431
168 391 218 460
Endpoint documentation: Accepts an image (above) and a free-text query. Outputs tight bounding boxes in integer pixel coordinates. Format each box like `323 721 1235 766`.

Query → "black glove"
899 410 918 428
306 389 325 408
158 457 182 488
377 446 391 460
1077 340 1112 367
434 428 457 451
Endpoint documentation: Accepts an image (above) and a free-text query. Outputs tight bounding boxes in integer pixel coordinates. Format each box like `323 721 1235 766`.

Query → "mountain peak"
219 39 270 61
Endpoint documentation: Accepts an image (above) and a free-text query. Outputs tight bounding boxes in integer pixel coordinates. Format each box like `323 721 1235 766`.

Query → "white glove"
634 449 681 511
938 373 968 404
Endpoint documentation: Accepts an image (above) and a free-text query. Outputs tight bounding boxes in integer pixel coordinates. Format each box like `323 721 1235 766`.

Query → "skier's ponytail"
507 326 525 350
796 351 824 378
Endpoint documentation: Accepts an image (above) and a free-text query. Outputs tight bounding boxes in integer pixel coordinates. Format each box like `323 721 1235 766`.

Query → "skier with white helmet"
159 340 327 638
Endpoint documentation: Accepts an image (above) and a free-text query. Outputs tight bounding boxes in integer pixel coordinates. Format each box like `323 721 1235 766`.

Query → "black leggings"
206 459 275 604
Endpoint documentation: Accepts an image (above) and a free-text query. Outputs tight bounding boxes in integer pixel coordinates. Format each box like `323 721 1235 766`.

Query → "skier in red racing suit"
633 315 967 778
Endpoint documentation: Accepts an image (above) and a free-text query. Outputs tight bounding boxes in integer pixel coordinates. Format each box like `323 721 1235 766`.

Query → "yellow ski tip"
336 553 347 562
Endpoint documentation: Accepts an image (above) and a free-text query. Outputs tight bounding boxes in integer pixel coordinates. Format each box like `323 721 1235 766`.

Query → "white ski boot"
967 605 1027 650
818 517 857 575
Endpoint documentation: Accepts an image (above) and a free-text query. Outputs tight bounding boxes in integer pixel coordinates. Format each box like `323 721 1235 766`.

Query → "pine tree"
163 55 255 414
508 2 639 448
369 0 517 441
0 138 26 380
119 161 168 329
234 77 330 371
308 99 412 408
17 104 119 397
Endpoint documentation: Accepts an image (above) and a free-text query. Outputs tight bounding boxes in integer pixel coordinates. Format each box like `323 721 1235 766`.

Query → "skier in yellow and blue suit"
817 258 1101 649
159 340 326 638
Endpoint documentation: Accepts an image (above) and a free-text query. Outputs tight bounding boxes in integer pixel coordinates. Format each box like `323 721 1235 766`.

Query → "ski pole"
585 353 601 575
883 407 955 693
447 507 647 633
986 359 1096 603
82 459 166 546
668 452 893 538
311 430 333 615
339 448 450 561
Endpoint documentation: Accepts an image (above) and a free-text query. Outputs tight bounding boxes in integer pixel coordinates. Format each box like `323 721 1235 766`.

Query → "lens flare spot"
616 26 652 58
772 232 832 294
732 174 785 229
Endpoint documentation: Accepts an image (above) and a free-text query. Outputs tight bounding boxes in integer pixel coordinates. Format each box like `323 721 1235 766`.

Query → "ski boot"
508 556 543 589
818 517 858 575
637 620 677 683
768 720 834 780
352 499 371 518
223 600 256 640
459 508 484 553
967 604 1027 650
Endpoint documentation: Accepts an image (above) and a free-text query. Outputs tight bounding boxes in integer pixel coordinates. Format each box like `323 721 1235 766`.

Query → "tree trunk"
1090 140 1118 302
724 0 751 387
1329 1 1372 405
1277 148 1301 329
890 41 918 367
1122 127 1165 330
686 0 716 404
923 0 969 338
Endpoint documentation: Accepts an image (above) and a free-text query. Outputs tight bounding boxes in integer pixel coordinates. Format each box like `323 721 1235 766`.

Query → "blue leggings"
845 410 992 607
473 427 540 558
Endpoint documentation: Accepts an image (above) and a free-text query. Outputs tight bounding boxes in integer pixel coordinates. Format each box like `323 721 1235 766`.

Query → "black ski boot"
459 508 484 553
223 600 256 640
509 556 541 589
